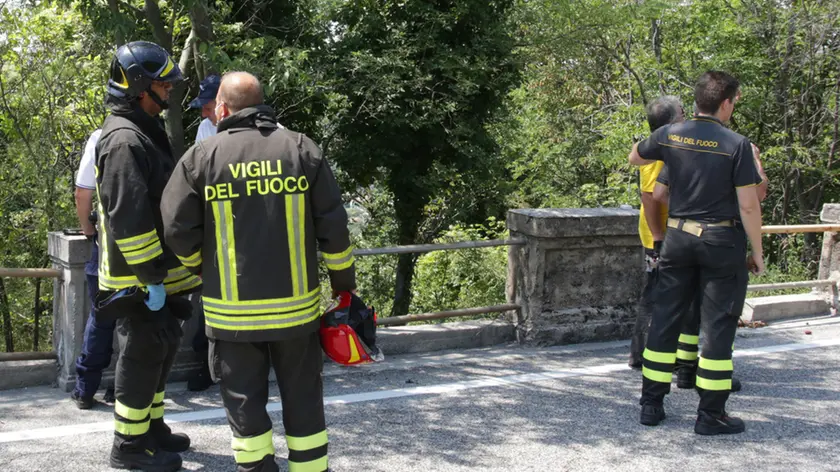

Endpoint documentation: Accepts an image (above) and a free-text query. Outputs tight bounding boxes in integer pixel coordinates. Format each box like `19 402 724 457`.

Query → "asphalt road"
1 315 839 472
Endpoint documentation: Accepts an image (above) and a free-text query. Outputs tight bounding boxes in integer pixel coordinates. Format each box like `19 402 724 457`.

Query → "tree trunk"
189 0 215 75
0 278 13 353
166 28 196 159
389 164 430 317
392 253 419 318
144 0 172 51
652 19 664 94
107 0 125 47
144 0 189 158
390 209 422 317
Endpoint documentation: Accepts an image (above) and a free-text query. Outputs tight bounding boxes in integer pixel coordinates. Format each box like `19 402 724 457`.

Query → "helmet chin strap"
147 87 169 110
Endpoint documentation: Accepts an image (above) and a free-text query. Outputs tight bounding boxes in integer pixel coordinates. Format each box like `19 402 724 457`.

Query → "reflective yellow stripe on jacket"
286 194 308 296
203 288 322 331
177 249 202 268
99 265 202 294
114 229 163 265
213 201 239 301
322 246 354 271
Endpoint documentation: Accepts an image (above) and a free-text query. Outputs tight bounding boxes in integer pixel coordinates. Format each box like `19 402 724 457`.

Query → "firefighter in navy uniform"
161 72 353 472
654 148 767 392
96 41 202 471
628 71 765 435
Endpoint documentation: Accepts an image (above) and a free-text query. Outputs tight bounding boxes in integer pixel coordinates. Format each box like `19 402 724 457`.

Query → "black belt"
667 218 734 237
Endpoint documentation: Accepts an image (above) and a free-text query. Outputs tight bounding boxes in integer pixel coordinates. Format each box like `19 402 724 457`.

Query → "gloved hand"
144 284 166 311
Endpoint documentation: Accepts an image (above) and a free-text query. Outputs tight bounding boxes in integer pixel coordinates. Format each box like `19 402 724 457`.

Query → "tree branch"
108 0 125 46
144 0 172 51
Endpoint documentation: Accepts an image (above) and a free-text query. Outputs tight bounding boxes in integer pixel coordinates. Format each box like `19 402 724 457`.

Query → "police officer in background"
96 41 202 470
162 72 355 472
628 70 764 436
629 95 683 369
189 74 221 143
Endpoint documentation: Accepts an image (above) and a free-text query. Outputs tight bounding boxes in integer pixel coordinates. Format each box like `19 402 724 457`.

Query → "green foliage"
321 0 520 315
0 4 108 351
411 218 508 315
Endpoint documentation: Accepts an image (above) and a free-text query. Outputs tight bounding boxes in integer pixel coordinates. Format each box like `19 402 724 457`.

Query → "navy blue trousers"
73 243 116 398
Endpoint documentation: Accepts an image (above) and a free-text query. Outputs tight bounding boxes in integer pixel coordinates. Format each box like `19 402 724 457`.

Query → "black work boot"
70 390 96 410
187 356 214 392
150 419 191 453
110 438 183 472
676 365 696 389
238 455 280 472
694 410 746 435
639 404 666 426
103 387 116 404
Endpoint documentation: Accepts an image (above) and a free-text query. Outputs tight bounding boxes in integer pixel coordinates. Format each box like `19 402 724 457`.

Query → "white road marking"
1 337 839 444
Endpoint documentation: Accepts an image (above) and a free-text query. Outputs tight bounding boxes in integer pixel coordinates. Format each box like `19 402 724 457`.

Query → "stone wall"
506 208 645 345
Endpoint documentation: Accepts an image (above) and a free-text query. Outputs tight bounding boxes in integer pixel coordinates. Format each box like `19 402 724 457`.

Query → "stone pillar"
817 203 840 313
48 232 93 391
48 231 202 392
506 208 644 345
818 203 840 282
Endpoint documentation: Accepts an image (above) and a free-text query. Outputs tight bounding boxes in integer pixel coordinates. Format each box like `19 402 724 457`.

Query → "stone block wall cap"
509 208 639 219
507 207 639 238
48 231 92 265
820 203 840 223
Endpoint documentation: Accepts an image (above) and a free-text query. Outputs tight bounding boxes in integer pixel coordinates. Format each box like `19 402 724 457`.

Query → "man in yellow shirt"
630 96 684 368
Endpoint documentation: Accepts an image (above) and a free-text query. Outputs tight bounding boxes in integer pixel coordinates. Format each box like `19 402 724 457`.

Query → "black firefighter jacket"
161 105 356 342
95 97 202 296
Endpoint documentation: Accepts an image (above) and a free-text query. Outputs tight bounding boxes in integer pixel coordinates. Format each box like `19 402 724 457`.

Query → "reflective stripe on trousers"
232 429 276 464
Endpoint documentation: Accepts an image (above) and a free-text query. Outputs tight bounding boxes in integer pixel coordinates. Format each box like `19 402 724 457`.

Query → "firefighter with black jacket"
628 71 764 435
96 41 202 471
161 72 353 472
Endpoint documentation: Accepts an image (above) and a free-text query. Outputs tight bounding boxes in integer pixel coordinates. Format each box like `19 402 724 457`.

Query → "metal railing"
0 268 60 362
355 239 524 326
1 223 838 361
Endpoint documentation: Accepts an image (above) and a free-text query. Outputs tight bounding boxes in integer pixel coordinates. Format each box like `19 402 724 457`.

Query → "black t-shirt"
637 116 762 223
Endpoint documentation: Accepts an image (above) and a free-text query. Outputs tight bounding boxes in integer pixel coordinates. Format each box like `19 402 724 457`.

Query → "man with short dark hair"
629 71 764 436
629 95 684 369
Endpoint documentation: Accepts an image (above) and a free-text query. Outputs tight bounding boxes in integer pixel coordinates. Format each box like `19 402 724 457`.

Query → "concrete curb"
742 293 832 323
0 359 58 391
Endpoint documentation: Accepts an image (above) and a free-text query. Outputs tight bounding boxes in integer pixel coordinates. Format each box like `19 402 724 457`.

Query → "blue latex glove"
144 284 166 311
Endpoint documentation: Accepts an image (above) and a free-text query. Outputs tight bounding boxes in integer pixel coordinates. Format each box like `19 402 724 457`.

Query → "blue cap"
188 74 221 108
